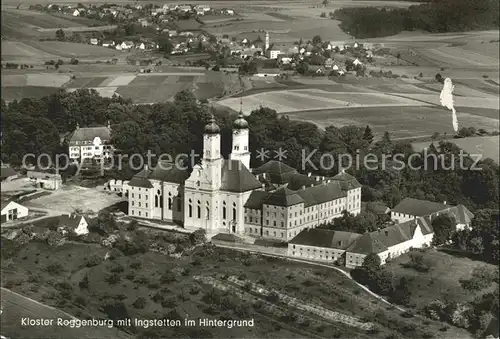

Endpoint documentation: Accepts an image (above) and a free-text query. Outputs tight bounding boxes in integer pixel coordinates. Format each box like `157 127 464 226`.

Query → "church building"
127 113 362 238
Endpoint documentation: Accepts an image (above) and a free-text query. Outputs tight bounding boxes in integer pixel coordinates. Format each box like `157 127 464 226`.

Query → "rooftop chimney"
107 120 111 129
322 176 325 180
316 176 320 181
307 172 311 177
310 184 314 187
262 173 266 179
302 185 306 190
144 164 149 171
443 201 447 205
76 122 80 130
262 184 265 190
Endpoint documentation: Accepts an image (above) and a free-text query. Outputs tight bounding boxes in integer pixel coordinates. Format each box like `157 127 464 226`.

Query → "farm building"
102 40 115 47
56 214 89 236
67 122 114 162
287 199 474 268
390 197 474 231
27 171 62 190
1 165 18 181
1 201 29 222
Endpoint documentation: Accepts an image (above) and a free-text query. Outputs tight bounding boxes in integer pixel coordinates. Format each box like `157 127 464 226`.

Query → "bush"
132 297 147 309
106 273 121 285
85 254 103 267
46 263 64 275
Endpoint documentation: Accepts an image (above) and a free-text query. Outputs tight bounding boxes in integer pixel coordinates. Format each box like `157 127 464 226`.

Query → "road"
0 288 132 339
214 243 406 313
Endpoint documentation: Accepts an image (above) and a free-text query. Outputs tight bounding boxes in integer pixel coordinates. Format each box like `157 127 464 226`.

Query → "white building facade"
126 113 363 239
68 123 114 162
1 201 29 222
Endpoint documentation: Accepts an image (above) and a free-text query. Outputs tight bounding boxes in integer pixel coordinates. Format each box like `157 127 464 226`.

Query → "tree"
435 73 443 83
390 277 411 305
189 229 207 246
322 0 330 6
55 29 65 41
157 36 173 54
396 52 401 65
362 125 374 144
431 214 455 245
362 253 381 271
312 35 322 45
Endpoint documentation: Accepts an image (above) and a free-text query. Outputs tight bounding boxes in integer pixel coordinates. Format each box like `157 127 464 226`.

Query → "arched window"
168 198 172 210
197 200 201 219
188 199 192 217
222 201 226 219
206 207 209 220
232 202 237 220
155 195 159 208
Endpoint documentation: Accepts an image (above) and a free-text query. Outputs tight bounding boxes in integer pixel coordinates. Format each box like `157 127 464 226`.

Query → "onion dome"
204 114 220 134
233 112 248 130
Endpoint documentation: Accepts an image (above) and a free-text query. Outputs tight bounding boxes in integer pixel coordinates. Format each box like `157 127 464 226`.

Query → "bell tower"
229 98 250 170
202 110 222 190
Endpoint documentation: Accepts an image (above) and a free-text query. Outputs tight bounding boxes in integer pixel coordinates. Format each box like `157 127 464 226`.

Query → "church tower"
265 31 270 51
202 112 223 190
229 100 250 170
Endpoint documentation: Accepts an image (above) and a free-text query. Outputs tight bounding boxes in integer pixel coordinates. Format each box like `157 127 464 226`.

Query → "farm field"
1 8 110 39
413 135 500 163
1 71 238 103
0 240 472 339
219 87 435 114
1 86 62 102
1 40 119 63
282 105 499 139
23 185 123 214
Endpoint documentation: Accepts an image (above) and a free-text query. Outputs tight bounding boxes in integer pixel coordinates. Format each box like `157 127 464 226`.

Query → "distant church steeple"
265 31 270 50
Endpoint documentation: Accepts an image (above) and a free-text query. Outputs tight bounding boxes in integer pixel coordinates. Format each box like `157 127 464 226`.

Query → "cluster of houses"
223 31 370 75
35 3 234 21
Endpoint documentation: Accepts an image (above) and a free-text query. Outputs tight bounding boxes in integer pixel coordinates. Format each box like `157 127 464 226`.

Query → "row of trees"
2 89 498 212
332 0 499 38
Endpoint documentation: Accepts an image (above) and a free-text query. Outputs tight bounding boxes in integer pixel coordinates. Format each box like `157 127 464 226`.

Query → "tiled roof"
129 159 260 192
332 170 362 189
363 201 390 214
290 228 362 250
416 216 434 235
69 126 111 143
253 160 297 178
391 197 448 216
297 181 346 207
346 233 388 254
282 173 323 190
264 186 304 207
128 168 153 188
148 161 190 184
221 160 262 193
0 166 17 179
444 205 474 225
244 190 271 209
57 215 85 229
347 222 415 254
